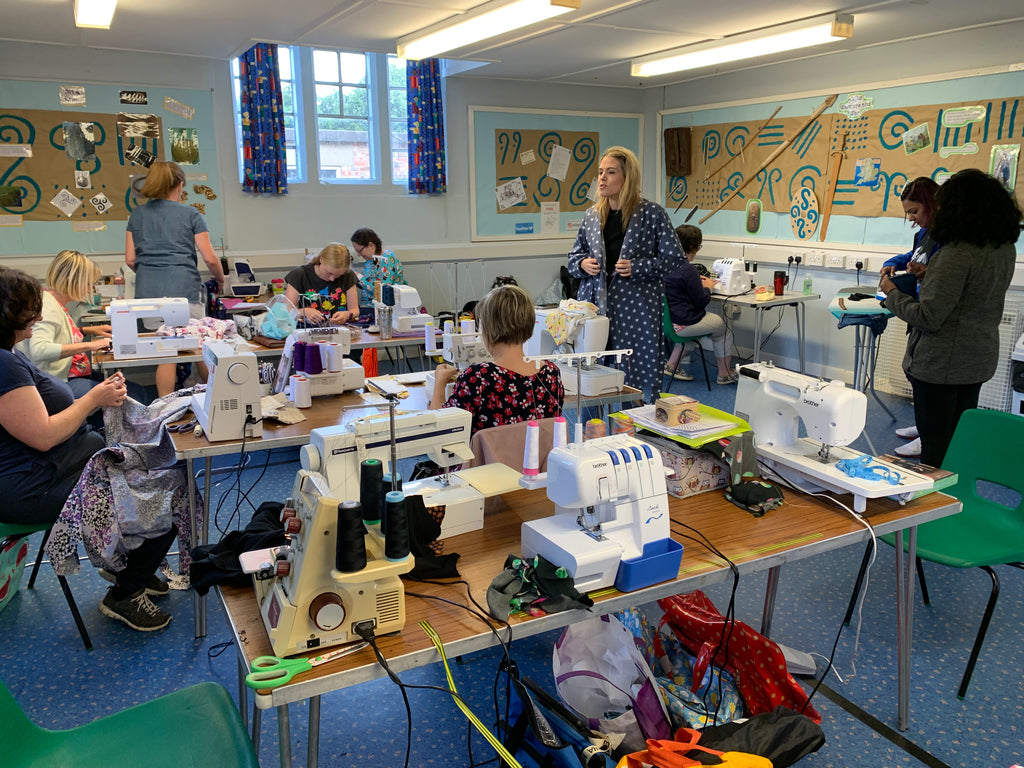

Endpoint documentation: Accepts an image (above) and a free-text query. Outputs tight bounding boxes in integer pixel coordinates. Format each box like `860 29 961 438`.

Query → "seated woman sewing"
284 243 359 326
430 284 564 434
0 268 177 633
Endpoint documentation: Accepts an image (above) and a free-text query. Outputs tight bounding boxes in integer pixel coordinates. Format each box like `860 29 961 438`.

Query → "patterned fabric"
357 249 406 305
239 43 288 195
567 200 687 401
444 361 564 435
55 299 90 378
407 58 446 195
46 394 201 578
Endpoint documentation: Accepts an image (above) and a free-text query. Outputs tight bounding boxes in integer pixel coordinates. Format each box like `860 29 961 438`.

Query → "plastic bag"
622 728 773 768
553 614 671 758
260 295 297 339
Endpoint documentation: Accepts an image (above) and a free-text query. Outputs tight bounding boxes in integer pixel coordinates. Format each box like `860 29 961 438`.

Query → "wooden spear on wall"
818 130 848 241
698 94 837 225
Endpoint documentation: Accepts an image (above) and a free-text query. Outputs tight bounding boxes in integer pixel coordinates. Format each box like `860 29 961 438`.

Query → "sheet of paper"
546 144 571 181
586 176 599 202
496 177 527 210
519 149 536 165
59 85 85 106
50 189 82 218
0 145 32 158
540 201 559 235
164 97 195 120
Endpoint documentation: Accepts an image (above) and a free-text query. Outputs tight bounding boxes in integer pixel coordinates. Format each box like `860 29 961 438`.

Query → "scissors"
245 642 369 689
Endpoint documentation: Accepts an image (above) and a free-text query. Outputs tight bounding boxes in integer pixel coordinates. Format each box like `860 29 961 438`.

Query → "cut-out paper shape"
520 149 536 165
75 171 91 189
496 177 527 210
0 215 24 227
117 113 160 138
90 192 112 214
125 143 157 167
119 90 148 105
193 183 217 200
59 85 86 106
941 106 986 128
990 144 1020 192
939 143 979 158
164 97 195 120
546 145 571 182
902 123 931 156
854 157 881 186
191 202 206 215
0 145 32 158
586 176 598 202
745 198 762 234
169 127 200 165
73 221 106 232
789 188 819 240
0 186 24 207
838 92 873 121
50 189 82 217
63 122 96 161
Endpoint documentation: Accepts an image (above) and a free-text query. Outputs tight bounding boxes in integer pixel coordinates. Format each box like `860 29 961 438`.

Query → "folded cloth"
487 553 594 621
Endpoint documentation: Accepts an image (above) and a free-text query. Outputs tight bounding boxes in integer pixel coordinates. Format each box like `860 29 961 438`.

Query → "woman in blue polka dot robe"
567 146 686 401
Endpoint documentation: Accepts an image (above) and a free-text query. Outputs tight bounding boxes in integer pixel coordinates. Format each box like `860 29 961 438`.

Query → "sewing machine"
250 469 415 657
524 308 624 395
733 362 933 511
390 285 431 333
711 258 749 295
107 297 200 360
274 326 364 398
190 340 262 442
228 258 265 298
521 434 677 592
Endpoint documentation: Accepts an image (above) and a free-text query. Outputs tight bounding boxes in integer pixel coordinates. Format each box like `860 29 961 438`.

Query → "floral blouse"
444 361 564 434
357 250 405 305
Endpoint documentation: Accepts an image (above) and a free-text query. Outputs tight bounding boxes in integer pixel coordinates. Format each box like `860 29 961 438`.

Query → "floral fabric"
444 361 564 435
357 250 406 305
239 43 288 195
56 299 91 378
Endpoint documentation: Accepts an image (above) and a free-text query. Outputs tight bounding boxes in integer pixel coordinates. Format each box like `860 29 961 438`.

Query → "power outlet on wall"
806 251 825 267
826 253 846 269
846 255 865 271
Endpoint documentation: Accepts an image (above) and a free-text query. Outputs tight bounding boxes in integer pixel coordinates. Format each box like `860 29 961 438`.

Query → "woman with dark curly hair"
880 169 1022 467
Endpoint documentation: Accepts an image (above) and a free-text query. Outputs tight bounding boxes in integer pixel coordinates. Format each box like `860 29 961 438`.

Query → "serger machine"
277 326 364 398
711 258 749 295
190 340 262 442
107 297 199 360
250 470 414 657
734 362 933 511
389 285 432 334
521 434 676 592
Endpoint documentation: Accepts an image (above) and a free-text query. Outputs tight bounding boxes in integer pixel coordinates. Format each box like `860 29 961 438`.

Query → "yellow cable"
418 620 525 768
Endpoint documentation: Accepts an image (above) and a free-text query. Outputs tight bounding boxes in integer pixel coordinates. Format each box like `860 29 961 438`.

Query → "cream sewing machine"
390 285 432 334
711 258 749 295
424 326 494 403
733 362 933 511
275 326 364 398
190 340 262 442
524 308 623 395
107 297 199 360
521 434 678 592
248 469 415 657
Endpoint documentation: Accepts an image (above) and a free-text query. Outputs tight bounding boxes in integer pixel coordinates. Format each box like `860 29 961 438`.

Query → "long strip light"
74 0 118 29
631 14 853 77
397 0 580 61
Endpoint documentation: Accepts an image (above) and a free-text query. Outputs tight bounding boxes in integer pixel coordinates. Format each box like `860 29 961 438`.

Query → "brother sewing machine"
389 285 432 334
190 340 262 442
521 434 679 593
733 362 933 511
274 326 364 398
711 258 750 295
107 297 200 360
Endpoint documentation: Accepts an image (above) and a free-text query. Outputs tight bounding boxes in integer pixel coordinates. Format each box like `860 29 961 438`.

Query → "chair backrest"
0 678 46 763
662 299 683 343
464 417 560 474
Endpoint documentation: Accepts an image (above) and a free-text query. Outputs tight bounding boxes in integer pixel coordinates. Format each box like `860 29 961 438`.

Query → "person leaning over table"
125 160 226 397
0 268 178 632
351 227 405 311
566 145 686 402
430 284 564 435
879 168 1021 469
284 243 360 326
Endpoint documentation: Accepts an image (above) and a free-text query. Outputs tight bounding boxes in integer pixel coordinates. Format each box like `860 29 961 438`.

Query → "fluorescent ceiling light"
397 0 580 61
631 14 853 77
74 0 118 29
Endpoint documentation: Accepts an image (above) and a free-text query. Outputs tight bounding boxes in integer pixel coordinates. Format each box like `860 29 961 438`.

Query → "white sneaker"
894 437 921 457
895 425 920 439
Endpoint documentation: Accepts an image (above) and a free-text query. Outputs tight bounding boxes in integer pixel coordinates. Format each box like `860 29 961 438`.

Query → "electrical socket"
826 253 846 269
806 251 824 267
845 255 864 271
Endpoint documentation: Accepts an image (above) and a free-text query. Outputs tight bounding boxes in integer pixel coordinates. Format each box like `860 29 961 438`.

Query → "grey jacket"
885 240 1015 385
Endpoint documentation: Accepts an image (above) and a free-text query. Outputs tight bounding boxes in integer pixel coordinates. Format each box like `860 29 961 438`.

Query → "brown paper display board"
0 108 162 222
493 128 599 214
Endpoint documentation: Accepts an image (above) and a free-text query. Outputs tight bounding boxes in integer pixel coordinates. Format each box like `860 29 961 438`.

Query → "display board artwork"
493 128 599 214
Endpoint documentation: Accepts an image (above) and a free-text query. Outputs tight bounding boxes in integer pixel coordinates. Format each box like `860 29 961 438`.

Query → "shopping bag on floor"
621 728 773 768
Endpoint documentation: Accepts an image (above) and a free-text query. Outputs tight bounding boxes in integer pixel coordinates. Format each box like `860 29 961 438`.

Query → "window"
387 56 409 184
313 49 373 182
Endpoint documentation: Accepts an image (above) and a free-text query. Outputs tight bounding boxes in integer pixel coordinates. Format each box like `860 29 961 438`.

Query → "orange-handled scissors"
245 641 369 689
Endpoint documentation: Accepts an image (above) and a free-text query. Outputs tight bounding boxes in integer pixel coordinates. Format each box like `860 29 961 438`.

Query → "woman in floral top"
430 285 563 434
351 228 405 308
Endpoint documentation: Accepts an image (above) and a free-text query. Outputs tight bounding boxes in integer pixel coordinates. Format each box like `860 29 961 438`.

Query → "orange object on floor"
363 347 378 378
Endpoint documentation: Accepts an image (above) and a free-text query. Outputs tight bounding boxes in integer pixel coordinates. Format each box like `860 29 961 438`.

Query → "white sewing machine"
390 285 432 333
275 326 364 398
424 327 493 403
250 469 415 657
733 362 933 511
712 258 749 295
107 297 200 360
228 258 265 297
521 434 676 592
190 340 262 442
524 308 623 396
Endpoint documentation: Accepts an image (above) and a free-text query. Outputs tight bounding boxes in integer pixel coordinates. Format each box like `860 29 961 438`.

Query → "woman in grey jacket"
880 169 1021 467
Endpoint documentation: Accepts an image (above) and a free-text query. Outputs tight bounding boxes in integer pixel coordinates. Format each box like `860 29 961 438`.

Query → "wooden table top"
219 484 960 707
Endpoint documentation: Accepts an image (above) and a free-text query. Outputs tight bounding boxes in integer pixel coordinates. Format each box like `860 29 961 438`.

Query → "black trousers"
111 524 178 598
909 375 982 468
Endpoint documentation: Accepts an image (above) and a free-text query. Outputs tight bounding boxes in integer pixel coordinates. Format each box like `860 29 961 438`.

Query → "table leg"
187 457 202 638
751 307 764 363
864 330 896 422
252 706 263 752
236 656 249 728
893 527 917 731
760 565 781 637
196 455 212 638
796 302 807 373
308 695 321 768
277 704 292 768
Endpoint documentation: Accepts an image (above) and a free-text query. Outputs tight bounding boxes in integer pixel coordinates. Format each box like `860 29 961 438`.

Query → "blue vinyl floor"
2 355 1022 768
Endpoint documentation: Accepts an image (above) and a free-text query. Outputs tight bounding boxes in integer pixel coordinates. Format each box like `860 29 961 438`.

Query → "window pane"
313 49 339 82
389 89 407 120
391 120 408 181
278 46 292 79
281 82 294 111
318 118 371 181
316 84 341 116
387 57 406 88
343 86 368 118
340 52 366 85
231 58 239 77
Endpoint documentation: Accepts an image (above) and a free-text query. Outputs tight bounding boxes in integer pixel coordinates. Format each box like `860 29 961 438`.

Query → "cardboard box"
638 432 729 499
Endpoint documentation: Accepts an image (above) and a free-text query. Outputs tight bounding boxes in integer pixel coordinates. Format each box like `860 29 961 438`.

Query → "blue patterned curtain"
406 59 446 195
239 43 288 195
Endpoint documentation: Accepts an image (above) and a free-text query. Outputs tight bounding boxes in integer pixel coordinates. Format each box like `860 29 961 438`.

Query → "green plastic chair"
662 300 711 391
879 409 1024 698
0 522 92 650
1 678 260 768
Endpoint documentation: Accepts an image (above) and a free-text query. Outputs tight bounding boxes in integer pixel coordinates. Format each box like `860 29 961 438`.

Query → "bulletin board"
470 106 643 241
0 78 222 257
660 69 1024 248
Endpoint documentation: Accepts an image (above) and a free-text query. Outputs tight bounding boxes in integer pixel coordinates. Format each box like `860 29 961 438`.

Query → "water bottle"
803 275 813 295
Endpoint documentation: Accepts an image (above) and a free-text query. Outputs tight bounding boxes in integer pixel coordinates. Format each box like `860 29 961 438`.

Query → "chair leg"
957 565 999 699
844 540 873 625
696 345 711 391
26 530 50 589
56 574 93 651
915 557 930 605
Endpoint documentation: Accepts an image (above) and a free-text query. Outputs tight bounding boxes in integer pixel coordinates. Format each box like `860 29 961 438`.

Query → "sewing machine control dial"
275 560 291 577
309 593 346 632
227 361 251 385
284 517 302 534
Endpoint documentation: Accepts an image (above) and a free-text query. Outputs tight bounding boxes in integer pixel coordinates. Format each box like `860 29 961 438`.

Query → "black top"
603 209 625 277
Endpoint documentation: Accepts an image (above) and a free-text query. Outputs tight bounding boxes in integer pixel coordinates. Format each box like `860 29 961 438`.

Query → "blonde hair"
47 249 102 303
476 284 535 347
595 146 643 227
313 243 351 272
140 160 186 199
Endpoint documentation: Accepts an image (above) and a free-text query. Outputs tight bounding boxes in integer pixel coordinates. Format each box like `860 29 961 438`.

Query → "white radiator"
874 300 1023 412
